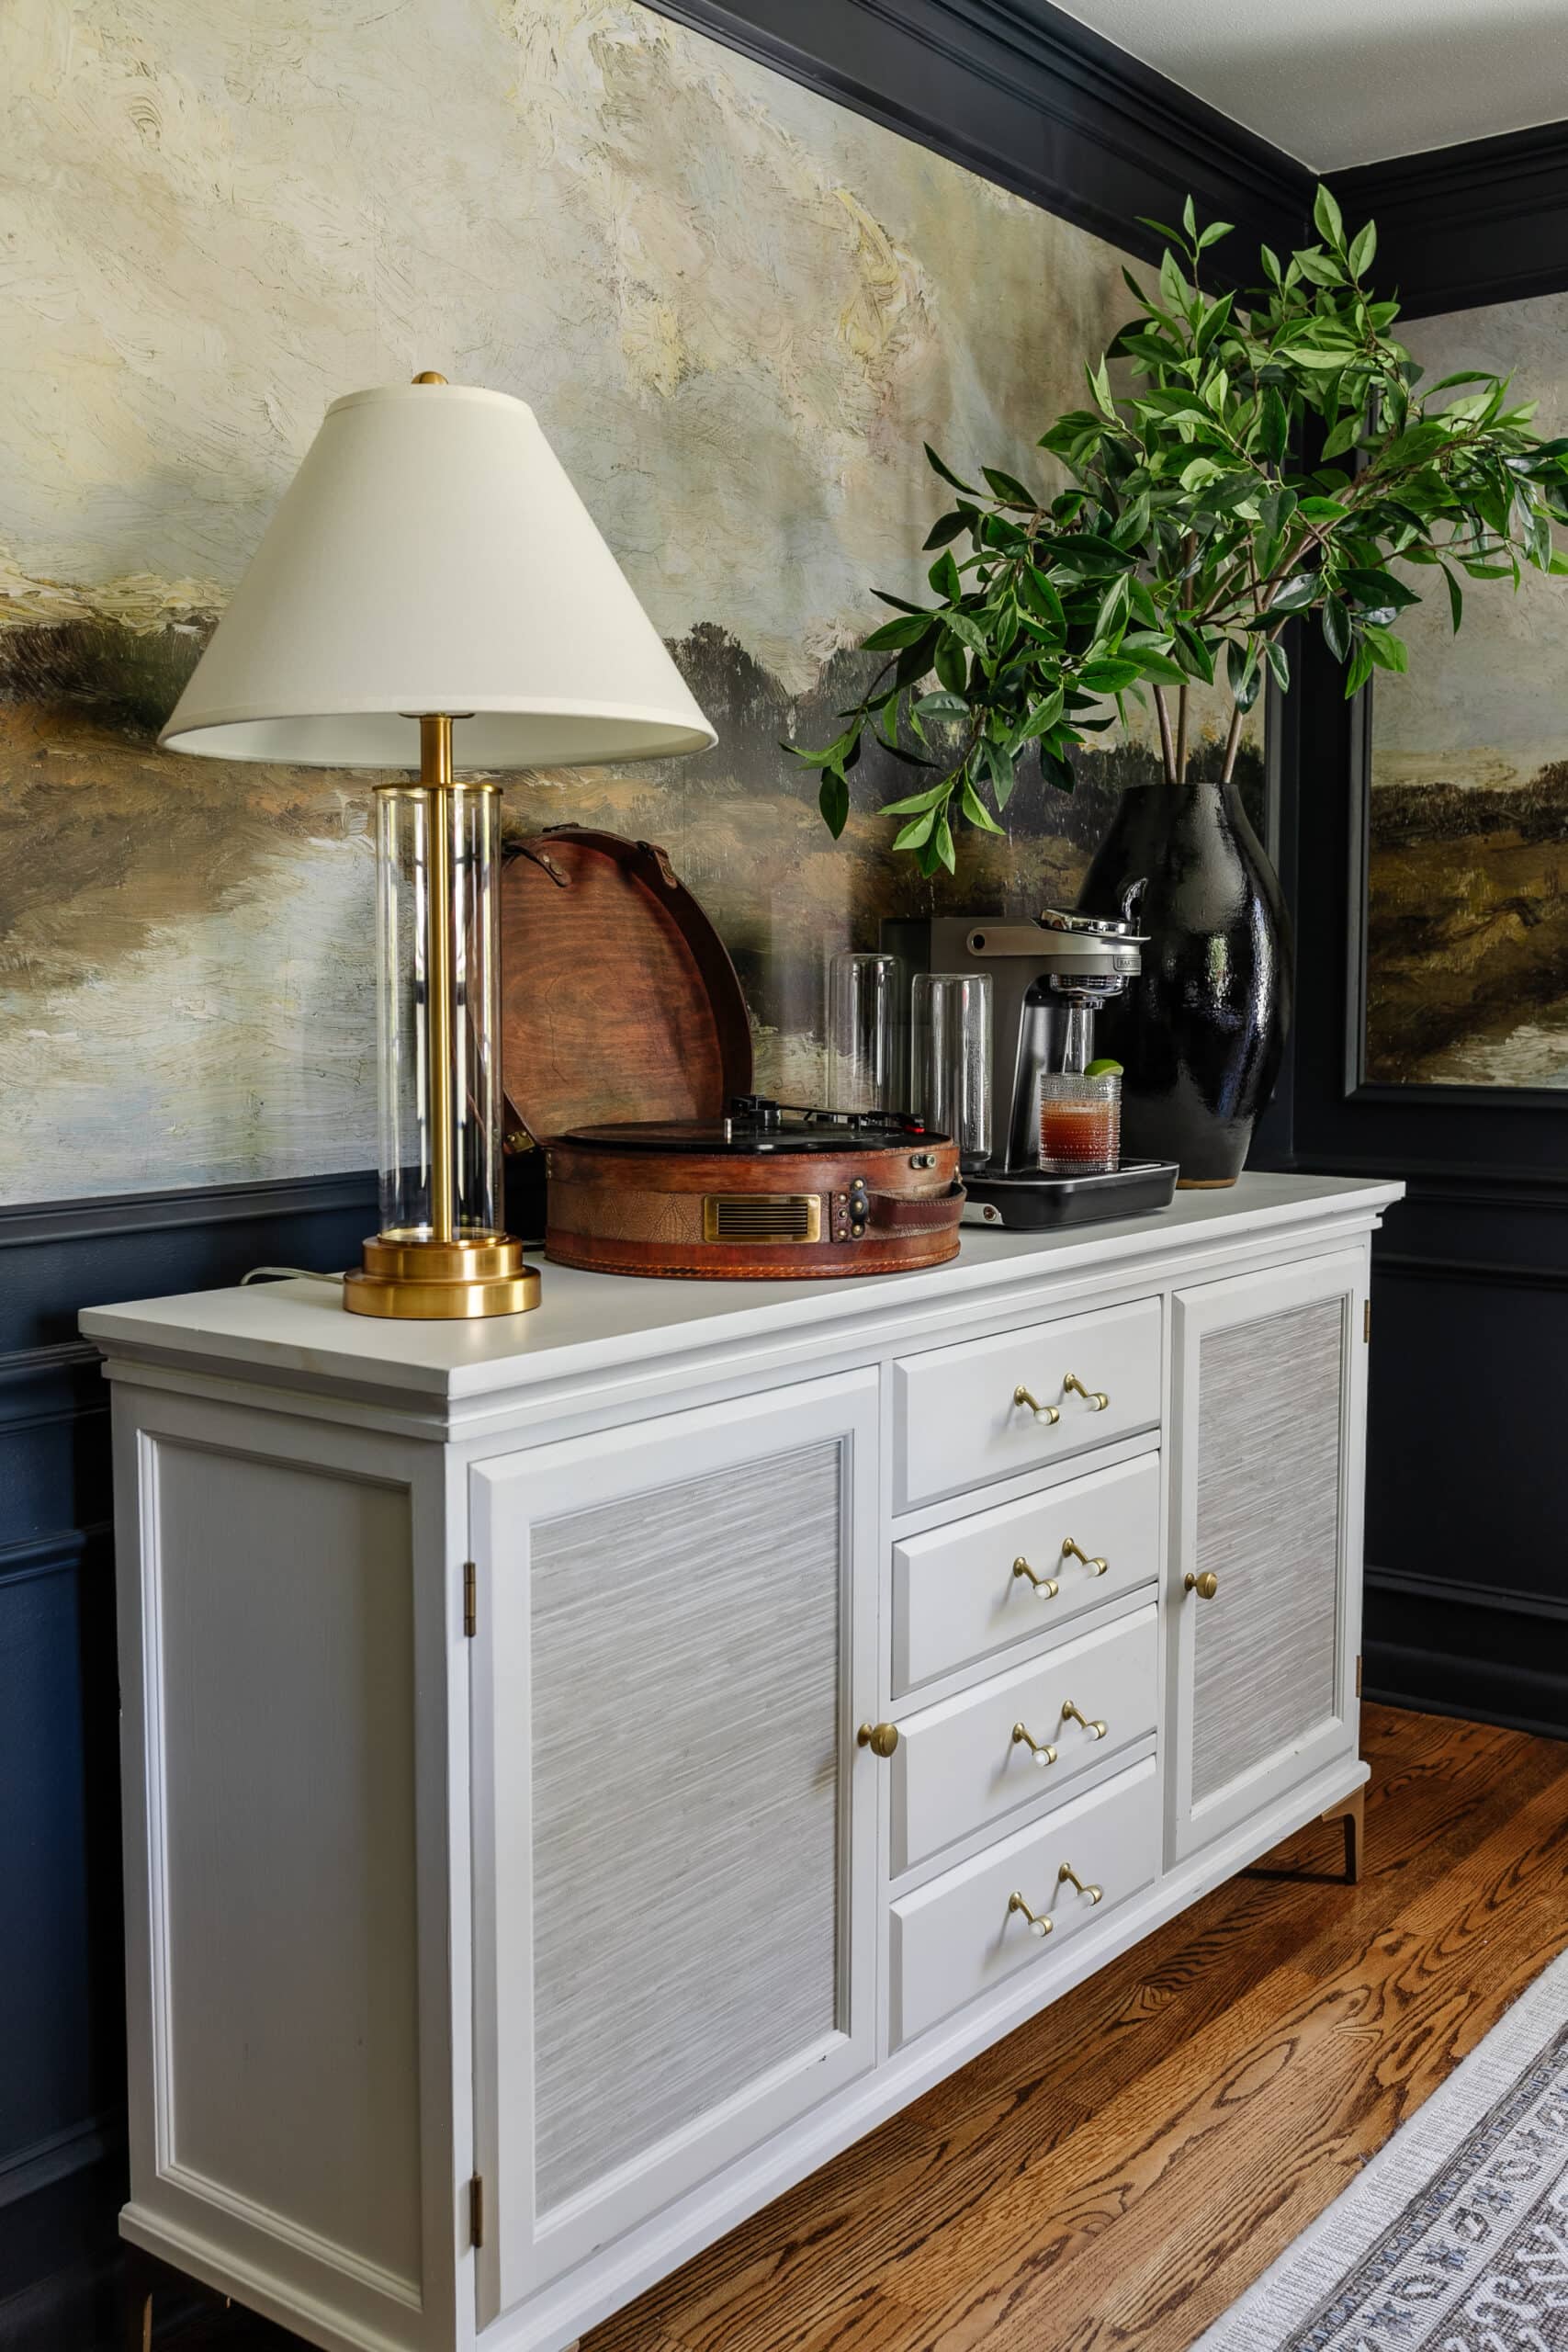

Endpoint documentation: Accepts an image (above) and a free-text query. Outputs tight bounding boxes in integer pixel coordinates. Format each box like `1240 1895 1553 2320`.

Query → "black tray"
961 1159 1179 1230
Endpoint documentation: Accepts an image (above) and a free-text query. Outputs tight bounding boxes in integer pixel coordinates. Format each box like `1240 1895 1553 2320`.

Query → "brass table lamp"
159 377 716 1317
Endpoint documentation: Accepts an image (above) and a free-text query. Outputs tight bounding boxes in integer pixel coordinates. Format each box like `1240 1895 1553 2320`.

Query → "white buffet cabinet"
84 1171 1402 2352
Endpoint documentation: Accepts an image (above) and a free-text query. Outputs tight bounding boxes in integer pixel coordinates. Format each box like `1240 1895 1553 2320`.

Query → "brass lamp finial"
412 369 448 384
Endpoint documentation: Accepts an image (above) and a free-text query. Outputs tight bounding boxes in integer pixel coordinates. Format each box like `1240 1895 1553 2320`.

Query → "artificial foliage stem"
1152 684 1177 786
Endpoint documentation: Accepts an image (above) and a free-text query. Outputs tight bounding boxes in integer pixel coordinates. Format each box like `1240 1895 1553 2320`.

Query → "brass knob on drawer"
1011 1721 1059 1769
1012 1555 1059 1600
1061 1536 1109 1578
1063 1373 1109 1411
1013 1385 1060 1425
1061 1699 1107 1740
1057 1861 1103 1904
856 1720 900 1758
1185 1571 1220 1600
1007 1891 1054 1939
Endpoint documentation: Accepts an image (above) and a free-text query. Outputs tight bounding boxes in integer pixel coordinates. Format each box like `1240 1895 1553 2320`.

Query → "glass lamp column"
343 713 538 1317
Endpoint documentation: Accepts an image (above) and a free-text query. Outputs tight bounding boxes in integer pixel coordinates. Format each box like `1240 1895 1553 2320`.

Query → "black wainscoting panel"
0 1533 121 2202
1280 166 1568 1736
0 1172 375 2345
1363 1253 1568 1742
641 0 1312 271
0 1170 377 1353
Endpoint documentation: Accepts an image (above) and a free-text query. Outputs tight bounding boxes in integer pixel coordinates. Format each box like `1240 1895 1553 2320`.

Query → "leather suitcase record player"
500 828 963 1279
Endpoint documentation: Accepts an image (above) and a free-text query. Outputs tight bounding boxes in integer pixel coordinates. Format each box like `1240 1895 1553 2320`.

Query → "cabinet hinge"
463 1561 478 1640
1356 1653 1363 1698
468 2173 484 2248
1363 1298 1371 1345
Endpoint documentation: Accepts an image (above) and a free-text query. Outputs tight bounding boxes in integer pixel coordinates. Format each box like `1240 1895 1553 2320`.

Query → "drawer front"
892 1604 1157 1871
894 1298 1163 1510
893 1452 1161 1695
890 1756 1159 2049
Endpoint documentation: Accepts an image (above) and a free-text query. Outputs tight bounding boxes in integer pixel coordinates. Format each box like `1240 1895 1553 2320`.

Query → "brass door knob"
1012 1555 1059 1600
1061 1699 1107 1740
1061 1536 1109 1578
1063 1373 1109 1411
1057 1860 1103 1904
1007 1891 1054 1939
1185 1571 1220 1600
1013 1385 1060 1425
1011 1721 1059 1769
857 1720 900 1758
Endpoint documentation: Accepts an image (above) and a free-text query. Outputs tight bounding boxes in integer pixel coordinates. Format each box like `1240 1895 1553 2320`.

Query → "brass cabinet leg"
120 2246 158 2352
1321 1786 1365 1884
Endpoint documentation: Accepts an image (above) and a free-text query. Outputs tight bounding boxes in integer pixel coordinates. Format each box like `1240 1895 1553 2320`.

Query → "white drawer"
893 1297 1163 1510
893 1452 1160 1695
891 1604 1157 1871
890 1755 1159 2049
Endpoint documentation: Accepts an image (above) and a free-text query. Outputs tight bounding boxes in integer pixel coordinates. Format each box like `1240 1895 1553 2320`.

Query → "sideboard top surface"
79 1173 1401 1407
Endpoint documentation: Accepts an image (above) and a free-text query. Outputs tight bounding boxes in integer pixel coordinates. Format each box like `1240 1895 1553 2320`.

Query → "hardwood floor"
155 1705 1568 2352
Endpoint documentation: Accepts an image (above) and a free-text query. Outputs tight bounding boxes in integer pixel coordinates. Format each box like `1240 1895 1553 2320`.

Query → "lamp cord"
241 1266 345 1285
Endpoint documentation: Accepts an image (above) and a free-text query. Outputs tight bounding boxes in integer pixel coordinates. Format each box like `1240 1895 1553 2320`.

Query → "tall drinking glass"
827 951 905 1113
911 970 992 1170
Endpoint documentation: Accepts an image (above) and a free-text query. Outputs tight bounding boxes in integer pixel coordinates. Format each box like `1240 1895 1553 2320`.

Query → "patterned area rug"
1194 1946 1568 2351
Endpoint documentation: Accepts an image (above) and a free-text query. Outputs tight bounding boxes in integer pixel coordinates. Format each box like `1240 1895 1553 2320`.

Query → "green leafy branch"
786 187 1568 872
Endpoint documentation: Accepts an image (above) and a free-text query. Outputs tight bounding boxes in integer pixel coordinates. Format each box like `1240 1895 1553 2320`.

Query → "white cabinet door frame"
468 1370 880 2330
1167 1249 1367 1864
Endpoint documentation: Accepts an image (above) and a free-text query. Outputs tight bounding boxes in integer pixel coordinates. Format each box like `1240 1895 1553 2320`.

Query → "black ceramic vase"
1077 778 1292 1187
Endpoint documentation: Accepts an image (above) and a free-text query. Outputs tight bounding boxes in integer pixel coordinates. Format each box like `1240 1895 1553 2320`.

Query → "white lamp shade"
159 384 716 768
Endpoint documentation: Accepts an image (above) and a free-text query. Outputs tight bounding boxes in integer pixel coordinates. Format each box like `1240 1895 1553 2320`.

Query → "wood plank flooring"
160 1705 1568 2352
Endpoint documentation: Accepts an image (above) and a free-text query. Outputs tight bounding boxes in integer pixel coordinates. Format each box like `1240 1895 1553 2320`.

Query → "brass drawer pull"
1013 1385 1060 1425
1063 1373 1109 1411
1185 1571 1219 1600
1007 1891 1055 1939
856 1721 899 1758
1011 1721 1059 1769
1061 1699 1107 1740
1057 1861 1103 1904
1061 1536 1109 1578
1012 1555 1059 1600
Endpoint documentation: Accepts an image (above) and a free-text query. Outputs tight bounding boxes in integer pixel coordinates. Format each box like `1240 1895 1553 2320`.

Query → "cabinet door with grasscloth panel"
468 1370 879 2327
1168 1250 1367 1865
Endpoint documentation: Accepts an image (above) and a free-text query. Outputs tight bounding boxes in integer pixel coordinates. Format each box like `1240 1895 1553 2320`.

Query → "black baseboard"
0 2158 124 2352
1364 1566 1568 1741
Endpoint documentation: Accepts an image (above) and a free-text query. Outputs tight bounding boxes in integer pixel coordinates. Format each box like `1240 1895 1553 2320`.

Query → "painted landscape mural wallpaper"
0 0 1256 1205
1368 293 1568 1089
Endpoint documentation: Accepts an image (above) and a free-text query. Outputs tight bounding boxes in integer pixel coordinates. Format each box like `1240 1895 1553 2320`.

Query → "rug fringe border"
1190 1939 1568 2349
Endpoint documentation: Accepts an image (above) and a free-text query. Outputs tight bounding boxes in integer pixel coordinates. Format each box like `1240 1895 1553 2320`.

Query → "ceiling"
1051 0 1568 170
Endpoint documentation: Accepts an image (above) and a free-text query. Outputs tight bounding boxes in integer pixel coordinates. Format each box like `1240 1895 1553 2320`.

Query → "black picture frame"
1345 682 1568 1113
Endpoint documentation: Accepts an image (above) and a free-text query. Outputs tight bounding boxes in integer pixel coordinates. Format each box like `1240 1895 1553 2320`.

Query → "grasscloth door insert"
468 1371 879 2326
530 1439 843 2210
1168 1251 1367 1864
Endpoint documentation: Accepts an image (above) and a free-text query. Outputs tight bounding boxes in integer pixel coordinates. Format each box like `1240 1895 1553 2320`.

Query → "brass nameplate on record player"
702 1193 822 1244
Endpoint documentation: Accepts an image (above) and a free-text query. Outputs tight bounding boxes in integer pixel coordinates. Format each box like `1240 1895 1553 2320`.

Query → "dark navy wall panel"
0 1170 375 2344
0 1536 120 2197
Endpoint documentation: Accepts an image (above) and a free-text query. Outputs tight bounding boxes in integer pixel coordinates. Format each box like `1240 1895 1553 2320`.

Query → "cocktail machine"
882 907 1179 1228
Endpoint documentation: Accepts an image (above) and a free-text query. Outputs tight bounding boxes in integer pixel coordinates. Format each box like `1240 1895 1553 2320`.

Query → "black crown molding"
639 0 1312 271
1333 116 1568 315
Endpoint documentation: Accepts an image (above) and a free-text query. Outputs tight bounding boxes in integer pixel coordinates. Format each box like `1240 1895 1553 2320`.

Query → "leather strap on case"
863 1184 965 1233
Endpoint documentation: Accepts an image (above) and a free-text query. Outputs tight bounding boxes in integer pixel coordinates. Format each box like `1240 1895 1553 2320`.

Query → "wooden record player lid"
500 827 753 1146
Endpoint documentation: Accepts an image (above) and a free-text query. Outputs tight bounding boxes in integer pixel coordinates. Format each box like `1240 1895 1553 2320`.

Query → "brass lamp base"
343 1232 541 1320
